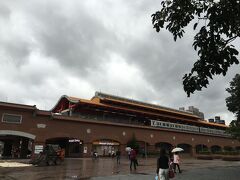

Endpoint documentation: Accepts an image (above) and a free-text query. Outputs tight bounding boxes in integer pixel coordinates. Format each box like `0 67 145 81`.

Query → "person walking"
173 152 182 173
156 148 169 180
129 149 137 171
116 150 121 164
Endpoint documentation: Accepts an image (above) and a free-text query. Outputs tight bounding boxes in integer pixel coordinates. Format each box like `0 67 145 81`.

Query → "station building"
0 92 239 158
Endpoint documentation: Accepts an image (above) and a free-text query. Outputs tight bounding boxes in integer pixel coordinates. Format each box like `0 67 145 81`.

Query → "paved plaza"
0 157 240 180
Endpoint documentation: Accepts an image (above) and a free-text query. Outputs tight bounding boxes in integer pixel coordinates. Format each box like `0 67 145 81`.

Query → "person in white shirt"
173 152 182 173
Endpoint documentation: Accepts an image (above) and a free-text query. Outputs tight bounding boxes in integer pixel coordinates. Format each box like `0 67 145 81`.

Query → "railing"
68 113 230 137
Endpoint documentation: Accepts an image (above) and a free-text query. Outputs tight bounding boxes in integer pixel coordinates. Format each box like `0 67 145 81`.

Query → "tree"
226 74 240 139
127 133 140 151
152 0 240 96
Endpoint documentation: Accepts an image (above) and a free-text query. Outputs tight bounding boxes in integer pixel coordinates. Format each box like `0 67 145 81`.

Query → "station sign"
68 139 82 144
93 141 119 146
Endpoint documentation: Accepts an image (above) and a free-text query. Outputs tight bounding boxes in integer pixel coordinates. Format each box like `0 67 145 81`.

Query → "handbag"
169 169 175 179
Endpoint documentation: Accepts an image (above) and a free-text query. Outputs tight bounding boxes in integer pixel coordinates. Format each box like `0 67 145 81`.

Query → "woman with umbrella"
171 147 183 173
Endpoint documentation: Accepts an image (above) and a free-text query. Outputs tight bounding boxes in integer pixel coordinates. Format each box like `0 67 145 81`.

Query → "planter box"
212 155 222 159
196 155 213 160
222 156 240 161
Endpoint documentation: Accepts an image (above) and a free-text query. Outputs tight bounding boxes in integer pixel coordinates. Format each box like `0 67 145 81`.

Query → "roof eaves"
0 101 36 111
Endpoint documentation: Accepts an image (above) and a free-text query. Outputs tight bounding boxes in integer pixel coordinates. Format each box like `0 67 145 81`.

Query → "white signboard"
37 124 46 128
34 145 43 154
84 146 87 154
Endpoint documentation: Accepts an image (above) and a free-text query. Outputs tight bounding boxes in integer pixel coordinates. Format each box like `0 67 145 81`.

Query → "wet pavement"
0 157 240 180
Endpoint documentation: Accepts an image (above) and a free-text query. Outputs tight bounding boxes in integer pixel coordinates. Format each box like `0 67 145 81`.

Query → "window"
2 113 22 124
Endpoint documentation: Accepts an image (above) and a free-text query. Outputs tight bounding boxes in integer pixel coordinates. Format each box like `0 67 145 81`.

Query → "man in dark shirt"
116 150 121 164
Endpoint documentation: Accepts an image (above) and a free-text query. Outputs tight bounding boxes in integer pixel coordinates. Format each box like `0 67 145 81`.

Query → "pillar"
83 142 92 157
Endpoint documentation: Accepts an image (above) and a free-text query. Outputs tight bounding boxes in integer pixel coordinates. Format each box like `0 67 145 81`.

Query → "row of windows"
151 120 229 137
0 113 229 137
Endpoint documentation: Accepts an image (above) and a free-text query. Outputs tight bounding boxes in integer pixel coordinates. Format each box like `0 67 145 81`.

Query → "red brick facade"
0 93 239 158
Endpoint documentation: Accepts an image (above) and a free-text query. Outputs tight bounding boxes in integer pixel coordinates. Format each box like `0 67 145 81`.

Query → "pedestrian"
108 149 111 157
156 148 169 180
173 152 182 173
129 149 137 171
128 151 131 160
141 148 145 158
116 150 121 164
111 150 115 158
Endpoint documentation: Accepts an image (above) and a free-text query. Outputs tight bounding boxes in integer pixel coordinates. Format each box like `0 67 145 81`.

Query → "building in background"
208 116 225 125
179 106 204 120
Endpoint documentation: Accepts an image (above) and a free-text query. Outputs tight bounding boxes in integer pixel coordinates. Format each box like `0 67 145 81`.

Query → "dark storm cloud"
25 1 118 75
117 17 239 122
0 0 238 123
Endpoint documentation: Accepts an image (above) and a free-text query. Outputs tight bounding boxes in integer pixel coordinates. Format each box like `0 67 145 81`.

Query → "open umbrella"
125 147 131 152
171 147 184 153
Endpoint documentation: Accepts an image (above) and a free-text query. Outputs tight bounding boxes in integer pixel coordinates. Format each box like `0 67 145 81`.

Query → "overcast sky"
0 0 239 124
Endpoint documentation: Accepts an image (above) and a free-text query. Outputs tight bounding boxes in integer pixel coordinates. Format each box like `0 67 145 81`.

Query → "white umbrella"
171 147 184 153
125 147 131 152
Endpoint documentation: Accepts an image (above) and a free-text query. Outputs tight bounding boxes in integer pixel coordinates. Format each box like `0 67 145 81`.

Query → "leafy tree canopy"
226 74 240 139
127 133 140 150
152 0 240 96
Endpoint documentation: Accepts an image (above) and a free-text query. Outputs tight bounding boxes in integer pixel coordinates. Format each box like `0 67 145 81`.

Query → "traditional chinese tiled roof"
51 92 227 128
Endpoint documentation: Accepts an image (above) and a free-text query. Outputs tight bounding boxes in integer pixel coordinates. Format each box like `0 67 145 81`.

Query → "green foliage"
226 74 240 140
227 120 240 140
213 151 222 155
127 133 140 150
226 74 240 120
221 151 239 156
152 0 240 96
198 150 211 155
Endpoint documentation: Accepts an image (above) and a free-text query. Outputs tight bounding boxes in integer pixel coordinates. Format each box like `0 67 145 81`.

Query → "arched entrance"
211 145 222 154
0 130 35 159
155 142 173 153
137 141 150 158
235 146 240 151
46 137 83 158
224 146 233 151
177 143 192 157
92 139 120 157
195 144 208 153
177 143 192 153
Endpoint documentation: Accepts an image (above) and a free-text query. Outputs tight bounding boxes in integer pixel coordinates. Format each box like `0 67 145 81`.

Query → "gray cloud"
0 0 238 124
0 2 10 19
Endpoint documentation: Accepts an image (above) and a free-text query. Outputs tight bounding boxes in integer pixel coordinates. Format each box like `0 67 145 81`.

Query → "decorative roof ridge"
51 95 72 111
94 91 195 117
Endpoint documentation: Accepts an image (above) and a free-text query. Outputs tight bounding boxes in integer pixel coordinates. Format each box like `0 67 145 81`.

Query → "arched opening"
0 130 35 159
46 137 83 158
211 145 222 154
155 142 173 154
137 141 150 158
177 143 192 153
177 143 192 157
92 139 120 157
195 144 208 154
224 146 233 152
235 146 240 151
